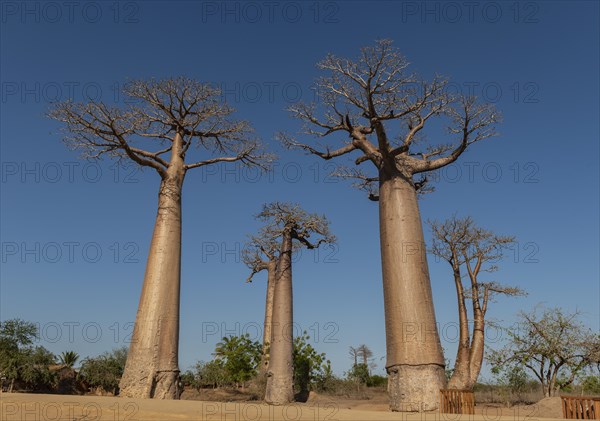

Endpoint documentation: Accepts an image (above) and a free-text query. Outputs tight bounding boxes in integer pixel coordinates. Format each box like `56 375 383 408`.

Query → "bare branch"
277 132 357 160
282 40 501 191
411 97 500 174
49 77 273 176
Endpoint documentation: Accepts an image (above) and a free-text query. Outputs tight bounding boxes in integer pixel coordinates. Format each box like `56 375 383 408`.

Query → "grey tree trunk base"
119 368 180 399
265 372 295 405
151 370 180 399
387 364 446 412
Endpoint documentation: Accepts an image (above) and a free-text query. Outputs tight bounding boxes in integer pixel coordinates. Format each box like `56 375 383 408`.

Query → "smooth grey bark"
49 78 269 400
379 174 446 411
119 134 186 399
468 298 485 387
280 40 499 411
447 260 472 390
260 262 277 375
264 229 294 405
429 216 523 391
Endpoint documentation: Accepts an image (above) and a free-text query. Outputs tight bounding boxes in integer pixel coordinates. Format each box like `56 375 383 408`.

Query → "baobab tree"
249 203 334 405
428 216 525 390
348 346 360 367
243 234 284 375
279 40 500 410
358 344 373 368
48 77 270 399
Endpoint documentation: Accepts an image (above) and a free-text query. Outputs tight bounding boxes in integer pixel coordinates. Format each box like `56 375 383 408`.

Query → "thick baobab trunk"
260 262 277 375
379 174 446 411
448 264 472 390
265 232 294 405
119 136 186 399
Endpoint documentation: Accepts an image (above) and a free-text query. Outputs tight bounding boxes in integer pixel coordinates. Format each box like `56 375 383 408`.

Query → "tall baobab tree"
243 235 283 375
49 77 271 399
249 203 335 405
279 40 500 411
428 216 526 390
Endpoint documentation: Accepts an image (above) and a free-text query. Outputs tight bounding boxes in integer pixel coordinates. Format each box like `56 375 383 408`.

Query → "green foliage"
293 332 329 392
505 366 531 397
59 351 80 368
180 370 196 387
214 334 261 385
0 319 56 391
191 360 229 389
0 319 38 350
79 347 128 394
491 364 539 404
367 374 387 388
11 346 57 391
581 374 600 395
444 352 454 381
347 363 370 384
488 307 599 396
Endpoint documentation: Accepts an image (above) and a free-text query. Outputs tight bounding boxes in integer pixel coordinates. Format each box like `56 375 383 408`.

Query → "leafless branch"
49 77 273 177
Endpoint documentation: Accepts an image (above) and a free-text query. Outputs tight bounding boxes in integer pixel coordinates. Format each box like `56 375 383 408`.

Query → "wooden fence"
440 389 475 414
561 396 600 419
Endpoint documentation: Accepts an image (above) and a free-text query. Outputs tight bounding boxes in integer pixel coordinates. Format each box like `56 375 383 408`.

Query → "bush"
347 363 369 385
79 347 127 395
581 374 600 395
367 374 387 388
214 335 261 387
293 333 329 393
193 360 229 389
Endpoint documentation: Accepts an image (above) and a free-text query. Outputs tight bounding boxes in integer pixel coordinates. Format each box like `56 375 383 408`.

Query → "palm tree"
59 351 79 368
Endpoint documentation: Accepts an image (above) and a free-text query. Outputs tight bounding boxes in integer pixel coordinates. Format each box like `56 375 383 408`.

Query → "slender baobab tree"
243 235 282 375
348 346 360 367
250 203 335 405
428 216 526 390
49 77 271 399
358 344 374 372
279 40 500 411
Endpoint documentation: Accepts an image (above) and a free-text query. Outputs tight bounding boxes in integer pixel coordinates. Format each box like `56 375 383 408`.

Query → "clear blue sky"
1 1 598 380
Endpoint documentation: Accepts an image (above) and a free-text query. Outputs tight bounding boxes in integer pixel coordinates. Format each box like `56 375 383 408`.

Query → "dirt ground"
0 391 566 420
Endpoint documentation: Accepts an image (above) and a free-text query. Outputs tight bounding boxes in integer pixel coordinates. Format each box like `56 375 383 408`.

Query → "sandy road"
0 392 562 421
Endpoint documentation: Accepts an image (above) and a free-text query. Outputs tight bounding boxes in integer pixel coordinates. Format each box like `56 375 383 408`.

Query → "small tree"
0 319 56 392
428 216 526 389
489 307 600 397
293 332 328 396
79 347 128 395
347 363 370 389
213 334 262 387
